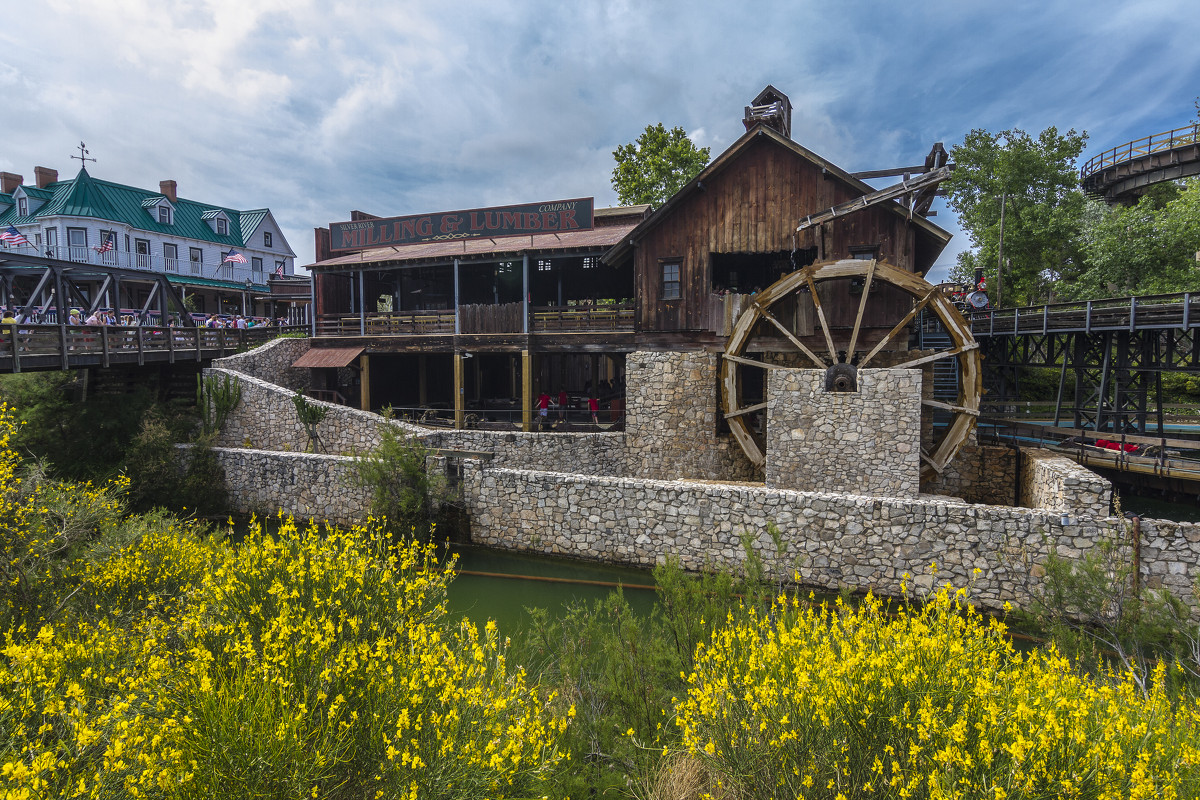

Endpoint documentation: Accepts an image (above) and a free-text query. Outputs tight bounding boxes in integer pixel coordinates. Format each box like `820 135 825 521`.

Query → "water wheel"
720 258 981 481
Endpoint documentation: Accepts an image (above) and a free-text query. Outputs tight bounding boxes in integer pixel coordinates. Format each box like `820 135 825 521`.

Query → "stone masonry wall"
209 447 371 526
205 447 1198 618
1020 448 1112 517
923 444 1019 506
211 337 313 393
624 350 759 482
460 462 1200 619
766 369 921 497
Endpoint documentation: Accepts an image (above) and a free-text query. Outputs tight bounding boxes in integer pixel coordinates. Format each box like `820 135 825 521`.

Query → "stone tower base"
766 368 921 497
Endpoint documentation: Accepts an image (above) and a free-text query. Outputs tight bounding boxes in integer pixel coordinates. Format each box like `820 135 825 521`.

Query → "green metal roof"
0 167 281 250
165 274 268 291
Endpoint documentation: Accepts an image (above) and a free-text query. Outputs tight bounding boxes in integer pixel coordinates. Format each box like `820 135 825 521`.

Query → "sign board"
329 197 594 252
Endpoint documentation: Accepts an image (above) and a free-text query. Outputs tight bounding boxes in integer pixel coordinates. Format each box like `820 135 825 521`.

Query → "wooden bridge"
1080 123 1200 202
0 324 305 373
967 292 1200 438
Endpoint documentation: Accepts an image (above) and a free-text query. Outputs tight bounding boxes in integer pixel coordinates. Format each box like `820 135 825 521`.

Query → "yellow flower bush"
0 397 569 799
673 586 1200 799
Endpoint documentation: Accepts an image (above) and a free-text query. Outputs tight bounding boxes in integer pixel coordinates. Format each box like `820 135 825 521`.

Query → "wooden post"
521 349 532 432
360 354 371 412
454 352 465 429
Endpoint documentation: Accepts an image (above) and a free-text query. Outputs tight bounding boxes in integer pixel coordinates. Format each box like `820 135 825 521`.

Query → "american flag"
222 249 248 264
93 232 115 254
0 225 31 247
275 261 284 277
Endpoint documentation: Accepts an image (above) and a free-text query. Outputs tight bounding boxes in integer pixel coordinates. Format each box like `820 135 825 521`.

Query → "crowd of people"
535 375 626 429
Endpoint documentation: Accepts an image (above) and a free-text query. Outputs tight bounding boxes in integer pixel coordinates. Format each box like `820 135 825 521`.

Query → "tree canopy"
611 123 710 207
945 127 1087 306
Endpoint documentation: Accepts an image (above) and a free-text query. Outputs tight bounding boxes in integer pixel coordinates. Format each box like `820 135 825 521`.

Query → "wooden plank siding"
634 136 929 343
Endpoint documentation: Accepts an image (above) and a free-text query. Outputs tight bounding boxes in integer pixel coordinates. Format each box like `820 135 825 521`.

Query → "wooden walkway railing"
0 324 308 373
1081 123 1200 180
316 303 636 337
968 292 1200 337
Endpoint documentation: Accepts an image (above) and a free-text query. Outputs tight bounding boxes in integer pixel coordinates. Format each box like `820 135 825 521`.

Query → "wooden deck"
0 324 306 373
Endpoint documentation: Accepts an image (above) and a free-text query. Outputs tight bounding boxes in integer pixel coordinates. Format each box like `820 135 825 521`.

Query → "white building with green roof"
0 165 296 317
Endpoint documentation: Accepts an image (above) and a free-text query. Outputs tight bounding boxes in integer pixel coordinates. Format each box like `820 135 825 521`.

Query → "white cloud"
4 0 1199 271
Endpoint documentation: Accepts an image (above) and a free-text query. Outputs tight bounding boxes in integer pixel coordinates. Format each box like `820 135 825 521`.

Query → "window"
17 197 27 216
134 239 150 269
582 256 597 269
189 247 203 274
252 256 263 275
98 229 117 262
157 205 172 225
849 245 879 260
536 259 552 272
67 227 87 261
662 262 681 300
45 227 57 256
163 243 179 271
264 231 272 247
216 218 228 236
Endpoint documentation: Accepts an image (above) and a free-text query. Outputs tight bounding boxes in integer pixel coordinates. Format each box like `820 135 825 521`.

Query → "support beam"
521 349 532 432
360 354 371 412
454 352 465 429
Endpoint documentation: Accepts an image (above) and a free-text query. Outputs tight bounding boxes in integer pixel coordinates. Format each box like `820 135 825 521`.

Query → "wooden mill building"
306 86 952 428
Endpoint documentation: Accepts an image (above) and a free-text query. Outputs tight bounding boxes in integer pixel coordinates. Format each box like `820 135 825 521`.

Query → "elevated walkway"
1081 123 1200 202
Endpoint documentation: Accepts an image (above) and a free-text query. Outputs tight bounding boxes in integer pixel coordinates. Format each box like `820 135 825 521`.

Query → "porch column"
358 269 366 335
453 258 460 334
521 349 532 432
360 354 371 412
454 352 465 429
522 255 529 334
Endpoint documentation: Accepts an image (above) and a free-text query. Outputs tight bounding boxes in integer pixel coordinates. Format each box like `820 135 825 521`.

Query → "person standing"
558 388 569 422
589 395 599 425
537 391 550 430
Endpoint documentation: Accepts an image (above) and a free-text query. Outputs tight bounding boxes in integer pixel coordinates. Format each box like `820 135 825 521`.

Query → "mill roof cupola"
743 85 792 140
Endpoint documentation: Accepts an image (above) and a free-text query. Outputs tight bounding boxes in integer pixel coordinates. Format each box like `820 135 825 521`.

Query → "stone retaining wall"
923 445 1019 506
204 447 1199 618
1020 448 1112 517
212 337 313 393
461 462 1200 618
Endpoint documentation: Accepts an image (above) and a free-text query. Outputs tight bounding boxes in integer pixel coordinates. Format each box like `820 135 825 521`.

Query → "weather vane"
71 142 96 167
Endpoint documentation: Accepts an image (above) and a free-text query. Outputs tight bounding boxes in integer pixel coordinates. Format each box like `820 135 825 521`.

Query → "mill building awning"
291 346 363 368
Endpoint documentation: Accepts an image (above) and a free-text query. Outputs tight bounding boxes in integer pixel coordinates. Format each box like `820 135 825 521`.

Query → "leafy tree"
611 123 710 207
349 422 455 539
946 126 1087 305
1060 182 1200 300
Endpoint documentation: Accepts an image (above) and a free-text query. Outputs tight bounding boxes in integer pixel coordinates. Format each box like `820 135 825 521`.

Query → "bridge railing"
969 292 1200 337
0 323 307 370
1081 123 1200 179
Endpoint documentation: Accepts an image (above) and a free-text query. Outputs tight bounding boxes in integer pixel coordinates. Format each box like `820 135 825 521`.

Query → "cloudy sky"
3 0 1198 282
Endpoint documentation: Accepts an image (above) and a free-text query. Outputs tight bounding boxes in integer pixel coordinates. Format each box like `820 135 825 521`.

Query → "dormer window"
17 197 27 217
202 209 231 236
264 231 272 247
157 205 172 225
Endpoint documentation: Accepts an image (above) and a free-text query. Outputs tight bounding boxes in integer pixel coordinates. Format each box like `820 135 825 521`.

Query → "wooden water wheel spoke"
804 273 840 363
857 287 939 368
845 258 877 361
722 259 980 481
922 398 980 416
758 306 827 368
724 401 768 419
890 343 978 371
